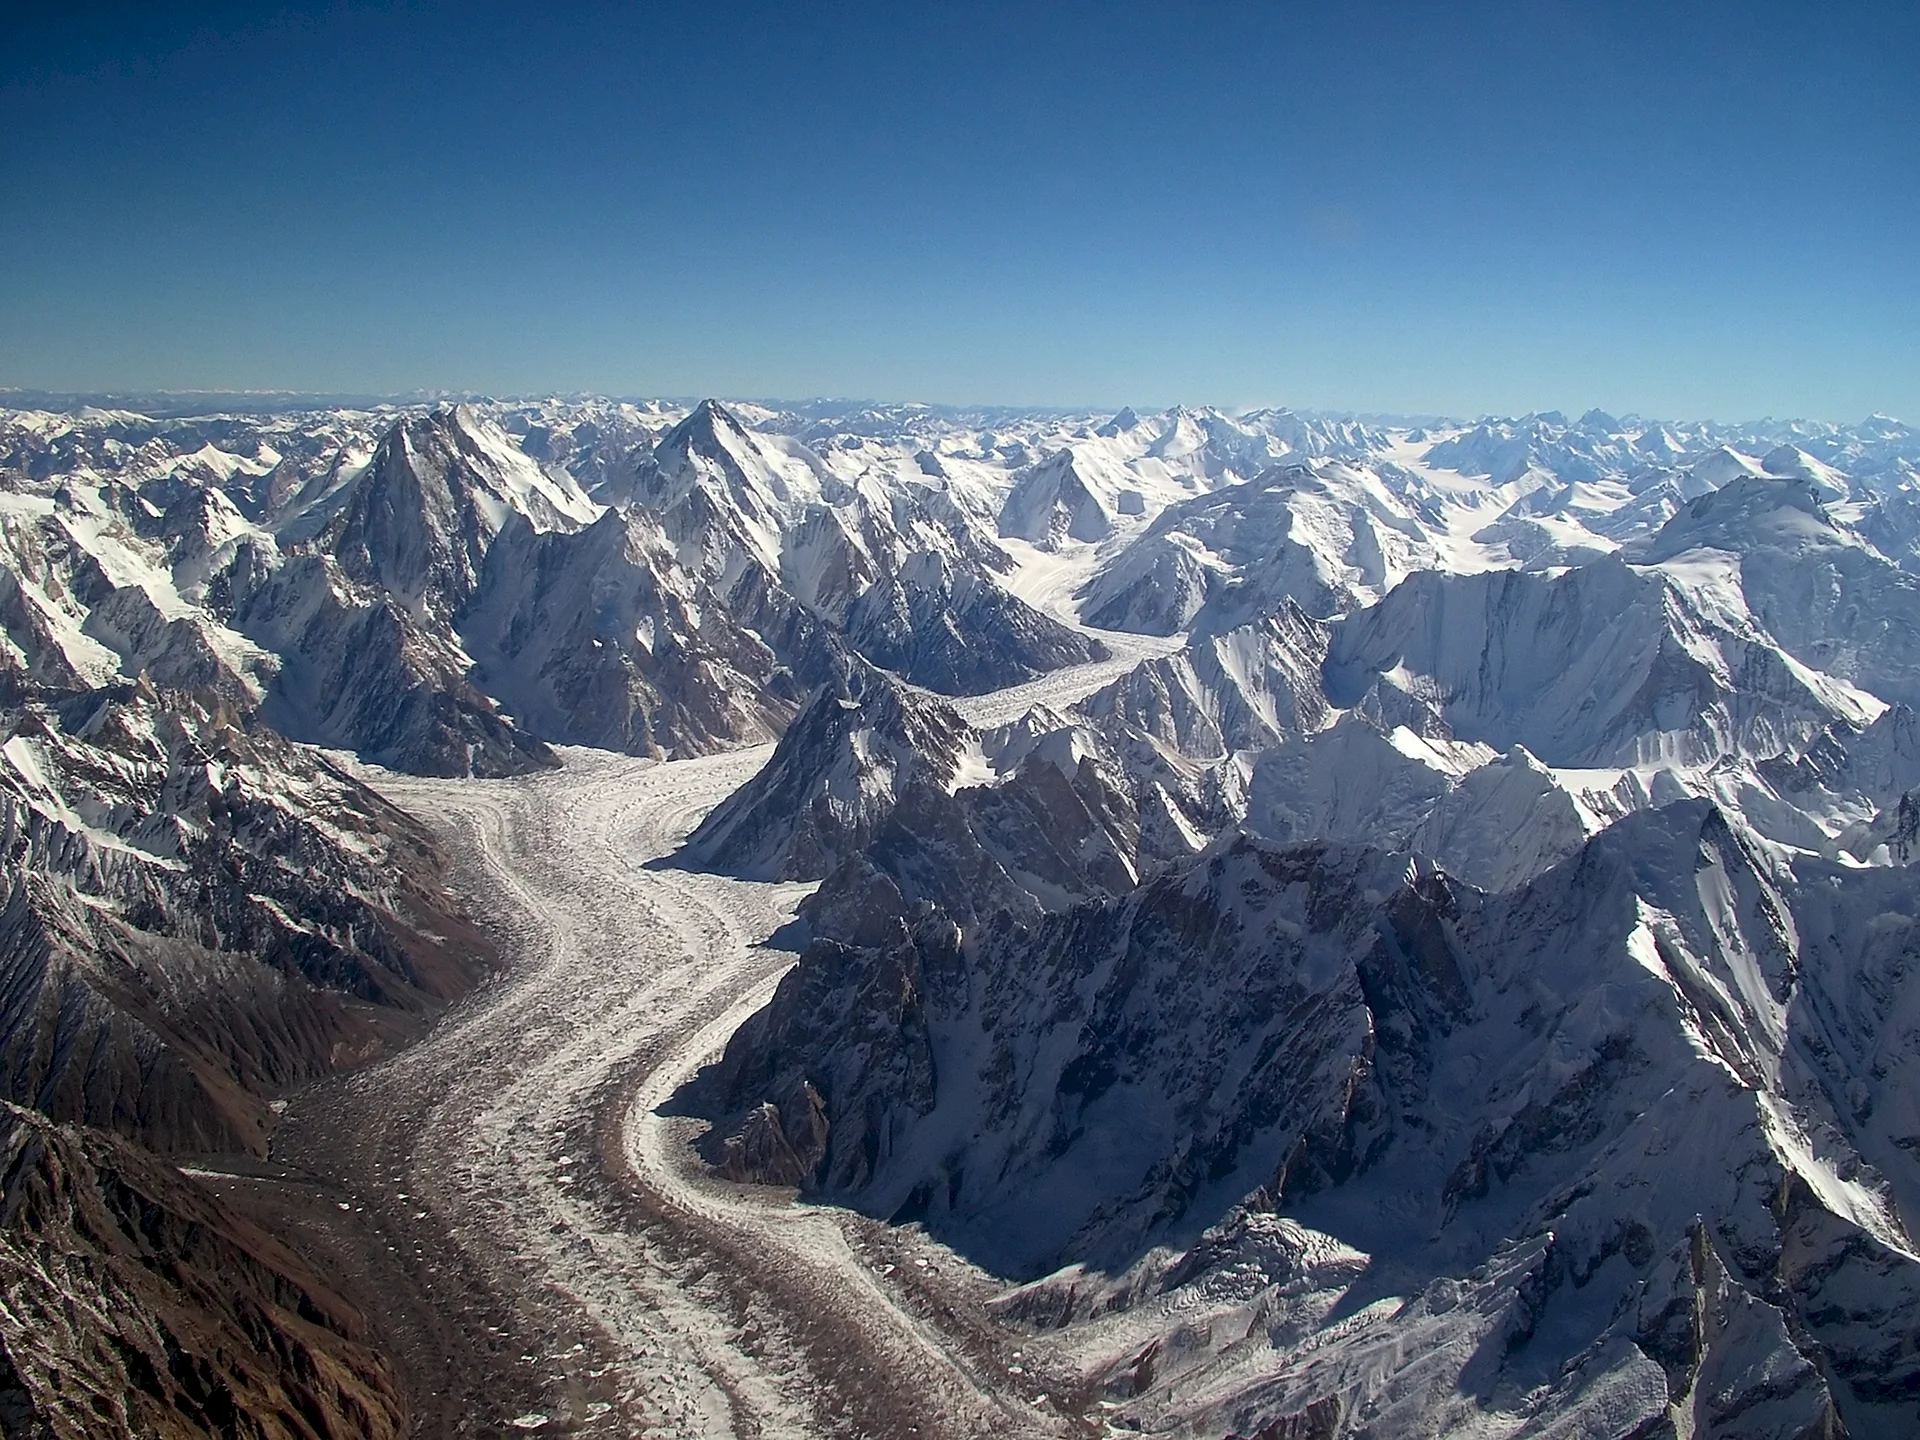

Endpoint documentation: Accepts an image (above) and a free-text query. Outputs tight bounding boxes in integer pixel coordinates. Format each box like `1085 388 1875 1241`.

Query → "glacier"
2 392 1920 1437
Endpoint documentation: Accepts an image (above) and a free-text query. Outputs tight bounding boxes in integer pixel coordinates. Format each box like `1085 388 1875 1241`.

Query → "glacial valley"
1 392 1918 1438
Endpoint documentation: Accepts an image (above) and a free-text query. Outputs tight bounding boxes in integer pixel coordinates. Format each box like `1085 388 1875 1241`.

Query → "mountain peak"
684 397 750 440
1635 473 1842 564
651 399 758 469
680 661 971 881
1761 443 1849 498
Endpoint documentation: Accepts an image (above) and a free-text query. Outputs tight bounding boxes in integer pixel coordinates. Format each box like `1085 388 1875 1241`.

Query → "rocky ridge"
10 395 1920 1438
0 1101 406 1439
678 405 1920 1439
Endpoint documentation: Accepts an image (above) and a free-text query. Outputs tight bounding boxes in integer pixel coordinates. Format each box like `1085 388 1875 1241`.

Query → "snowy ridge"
712 800 1920 1437
1079 603 1332 760
1081 461 1442 636
678 403 1920 1436
680 659 975 882
8 394 1920 1438
0 396 1113 777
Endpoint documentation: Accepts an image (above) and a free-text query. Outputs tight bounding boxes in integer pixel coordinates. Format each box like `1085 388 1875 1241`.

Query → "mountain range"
5 392 1920 1437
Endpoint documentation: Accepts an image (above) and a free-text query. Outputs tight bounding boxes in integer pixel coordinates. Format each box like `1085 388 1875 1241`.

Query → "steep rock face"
632 401 1094 698
794 712 1182 950
5 396 1305 779
0 684 492 1154
776 501 887 621
0 491 271 705
0 432 561 781
1751 703 1920 858
1076 531 1215 636
630 399 809 574
998 449 1124 548
0 1102 404 1439
460 508 806 757
320 405 598 621
0 436 554 780
1856 482 1920 574
709 833 1425 1272
1843 785 1920 863
1079 605 1331 760
698 661 1246 958
705 804 1920 1436
1323 557 1868 767
680 664 973 881
235 548 554 777
632 400 864 607
243 406 599 775
840 549 1104 696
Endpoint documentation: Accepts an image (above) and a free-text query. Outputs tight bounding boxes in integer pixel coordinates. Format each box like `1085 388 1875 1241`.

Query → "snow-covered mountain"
460 504 824 756
627 399 1104 695
710 803 1920 1436
1633 474 1920 710
679 659 974 881
1078 603 1331 760
11 392 1920 1439
1322 556 1871 768
320 404 601 619
1081 462 1443 635
659 401 1920 1437
0 396 1118 776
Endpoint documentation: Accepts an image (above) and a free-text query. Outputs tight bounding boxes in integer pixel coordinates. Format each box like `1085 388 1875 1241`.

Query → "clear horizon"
4 1 1914 421
0 384 1907 431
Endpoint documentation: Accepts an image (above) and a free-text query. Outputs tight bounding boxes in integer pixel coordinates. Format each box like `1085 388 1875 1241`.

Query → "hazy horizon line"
0 386 1906 433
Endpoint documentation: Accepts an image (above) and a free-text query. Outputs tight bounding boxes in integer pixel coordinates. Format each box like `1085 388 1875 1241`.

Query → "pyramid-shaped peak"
653 400 767 472
685 397 750 435
386 403 505 458
359 402 600 538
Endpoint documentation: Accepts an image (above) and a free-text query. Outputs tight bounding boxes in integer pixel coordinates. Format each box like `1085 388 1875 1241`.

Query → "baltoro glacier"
1 394 1917 1438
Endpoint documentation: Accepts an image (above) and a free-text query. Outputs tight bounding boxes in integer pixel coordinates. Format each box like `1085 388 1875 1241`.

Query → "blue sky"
2 1 1913 420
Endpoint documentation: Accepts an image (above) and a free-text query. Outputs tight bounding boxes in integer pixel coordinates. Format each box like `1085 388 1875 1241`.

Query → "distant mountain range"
4 392 1920 1437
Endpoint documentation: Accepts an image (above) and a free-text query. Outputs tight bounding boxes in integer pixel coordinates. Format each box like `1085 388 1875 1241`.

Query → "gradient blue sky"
2 1 1913 419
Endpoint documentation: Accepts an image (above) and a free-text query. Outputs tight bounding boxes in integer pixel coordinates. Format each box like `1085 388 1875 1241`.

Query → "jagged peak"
679 658 971 881
662 397 756 454
1550 794 1759 895
639 396 811 530
1177 822 1432 906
